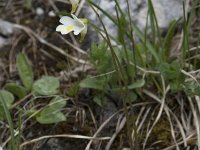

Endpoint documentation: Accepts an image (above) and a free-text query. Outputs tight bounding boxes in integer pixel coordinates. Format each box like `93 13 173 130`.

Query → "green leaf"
0 90 14 108
159 61 182 80
49 96 67 110
183 80 200 96
0 90 14 120
80 77 107 90
4 83 27 99
125 92 137 103
16 53 33 91
36 110 66 124
32 76 60 96
112 79 145 91
36 96 66 124
24 0 32 9
90 43 114 73
158 61 184 91
127 79 145 89
93 95 108 107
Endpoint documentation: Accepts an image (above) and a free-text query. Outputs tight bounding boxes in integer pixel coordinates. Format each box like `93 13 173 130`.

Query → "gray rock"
136 0 183 29
84 0 183 39
0 19 15 36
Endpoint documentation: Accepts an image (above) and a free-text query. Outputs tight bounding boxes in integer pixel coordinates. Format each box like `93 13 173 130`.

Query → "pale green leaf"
36 110 66 124
112 79 145 91
80 77 106 90
0 90 14 120
32 76 60 96
4 83 27 99
49 96 67 110
0 90 14 108
16 53 33 91
36 96 66 124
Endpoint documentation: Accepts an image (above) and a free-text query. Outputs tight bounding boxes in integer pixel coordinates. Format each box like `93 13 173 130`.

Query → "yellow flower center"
66 26 73 31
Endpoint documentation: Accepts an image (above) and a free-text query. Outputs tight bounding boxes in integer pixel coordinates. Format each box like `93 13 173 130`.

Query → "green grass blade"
131 23 160 63
17 111 22 150
0 92 16 150
163 20 177 61
147 0 162 44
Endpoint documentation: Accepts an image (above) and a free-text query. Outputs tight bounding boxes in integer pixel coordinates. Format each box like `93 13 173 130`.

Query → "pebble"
36 7 44 16
0 19 15 36
48 10 56 17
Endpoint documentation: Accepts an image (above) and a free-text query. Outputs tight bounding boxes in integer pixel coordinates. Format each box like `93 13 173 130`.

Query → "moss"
148 118 172 148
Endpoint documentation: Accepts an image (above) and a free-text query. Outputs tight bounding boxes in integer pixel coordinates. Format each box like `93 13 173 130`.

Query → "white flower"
56 14 85 35
0 146 3 150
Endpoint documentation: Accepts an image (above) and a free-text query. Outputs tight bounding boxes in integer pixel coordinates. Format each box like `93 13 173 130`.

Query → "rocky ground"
0 0 199 149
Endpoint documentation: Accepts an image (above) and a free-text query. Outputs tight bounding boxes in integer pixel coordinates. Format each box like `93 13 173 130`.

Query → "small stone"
0 19 15 36
48 10 56 17
36 7 44 16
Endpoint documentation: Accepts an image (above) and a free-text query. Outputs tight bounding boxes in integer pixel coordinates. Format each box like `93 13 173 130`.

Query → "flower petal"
59 16 76 26
56 25 73 34
70 14 85 35
71 14 85 26
73 26 85 35
57 14 86 36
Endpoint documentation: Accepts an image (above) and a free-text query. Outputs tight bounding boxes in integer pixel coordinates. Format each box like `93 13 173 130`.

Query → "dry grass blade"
78 102 98 130
176 99 190 147
85 110 120 150
58 34 88 55
136 106 152 133
189 46 200 52
20 134 111 148
105 115 126 150
75 0 86 15
131 105 152 147
163 134 196 150
195 96 200 117
143 76 169 149
85 102 152 150
163 106 179 150
142 104 158 148
142 88 182 149
12 23 88 64
181 69 200 86
135 106 146 126
188 97 200 149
